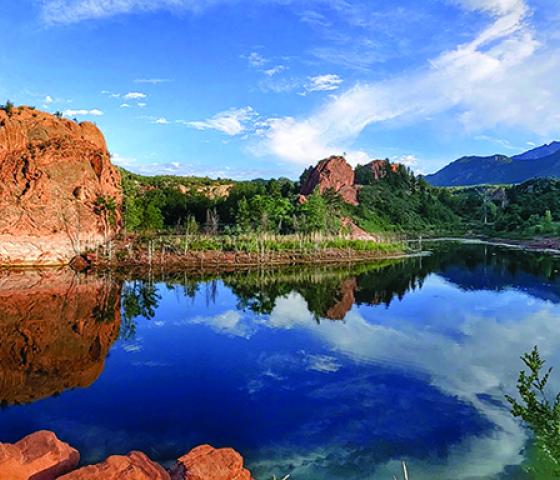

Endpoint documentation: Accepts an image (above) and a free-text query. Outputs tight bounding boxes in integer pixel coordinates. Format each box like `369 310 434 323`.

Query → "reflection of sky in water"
4 249 560 478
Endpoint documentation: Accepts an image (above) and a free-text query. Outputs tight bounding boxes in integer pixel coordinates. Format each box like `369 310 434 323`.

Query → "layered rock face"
0 433 254 480
0 268 122 405
300 155 359 205
0 106 122 265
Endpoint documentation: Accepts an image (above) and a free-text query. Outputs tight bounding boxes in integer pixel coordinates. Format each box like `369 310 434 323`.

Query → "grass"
157 233 404 255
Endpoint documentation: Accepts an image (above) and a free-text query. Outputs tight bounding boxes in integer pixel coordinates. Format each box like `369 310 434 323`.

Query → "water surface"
2 243 560 479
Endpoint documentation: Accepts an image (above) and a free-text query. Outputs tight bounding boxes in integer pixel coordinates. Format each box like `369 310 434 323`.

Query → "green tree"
506 346 560 475
235 197 252 233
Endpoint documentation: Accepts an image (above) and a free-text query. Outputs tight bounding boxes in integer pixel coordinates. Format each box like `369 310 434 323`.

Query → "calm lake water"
2 242 560 479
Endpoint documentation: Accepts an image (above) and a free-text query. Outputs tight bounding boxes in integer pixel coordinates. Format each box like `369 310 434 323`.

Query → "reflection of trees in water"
117 242 560 328
121 280 161 339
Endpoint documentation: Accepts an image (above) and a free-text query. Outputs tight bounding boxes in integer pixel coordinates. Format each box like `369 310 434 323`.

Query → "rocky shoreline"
0 431 253 479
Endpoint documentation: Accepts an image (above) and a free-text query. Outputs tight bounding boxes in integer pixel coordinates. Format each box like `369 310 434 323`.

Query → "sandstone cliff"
0 268 122 405
0 106 122 265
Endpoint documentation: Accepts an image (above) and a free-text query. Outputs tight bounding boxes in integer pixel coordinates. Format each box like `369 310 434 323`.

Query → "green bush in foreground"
506 347 560 476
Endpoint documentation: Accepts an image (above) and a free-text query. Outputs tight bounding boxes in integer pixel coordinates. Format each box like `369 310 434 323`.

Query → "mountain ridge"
425 142 560 187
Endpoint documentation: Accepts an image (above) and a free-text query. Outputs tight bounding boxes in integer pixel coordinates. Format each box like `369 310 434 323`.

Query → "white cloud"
394 154 418 167
187 106 258 136
256 0 560 166
123 91 147 100
154 117 170 125
111 152 137 168
120 103 131 108
263 65 287 77
63 108 103 116
134 78 172 84
39 0 226 24
246 51 268 68
44 95 53 104
305 74 343 93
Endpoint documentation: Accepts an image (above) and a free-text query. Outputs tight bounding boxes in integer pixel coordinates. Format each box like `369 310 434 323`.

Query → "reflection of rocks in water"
0 269 121 405
325 278 357 320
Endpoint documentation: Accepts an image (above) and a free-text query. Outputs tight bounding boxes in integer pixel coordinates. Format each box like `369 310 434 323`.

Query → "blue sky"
1 0 559 179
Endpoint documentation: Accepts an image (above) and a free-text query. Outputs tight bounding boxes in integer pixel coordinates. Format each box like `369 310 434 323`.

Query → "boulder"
0 430 79 480
300 156 358 205
170 445 252 480
59 451 170 480
0 106 122 265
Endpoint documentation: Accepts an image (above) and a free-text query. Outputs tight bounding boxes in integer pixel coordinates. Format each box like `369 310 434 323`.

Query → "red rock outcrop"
340 217 379 241
170 445 252 480
0 433 255 480
0 431 79 480
363 159 399 180
0 106 122 265
59 452 170 480
0 268 122 405
300 156 359 205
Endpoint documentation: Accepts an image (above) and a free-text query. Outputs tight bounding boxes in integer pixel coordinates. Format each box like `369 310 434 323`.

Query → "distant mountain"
425 142 560 187
512 141 560 160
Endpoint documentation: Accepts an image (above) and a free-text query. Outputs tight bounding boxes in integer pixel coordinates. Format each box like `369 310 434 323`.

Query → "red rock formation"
340 217 379 241
0 106 122 265
0 433 255 480
59 452 170 480
0 268 121 405
363 159 399 180
300 156 358 205
170 445 252 480
0 431 79 480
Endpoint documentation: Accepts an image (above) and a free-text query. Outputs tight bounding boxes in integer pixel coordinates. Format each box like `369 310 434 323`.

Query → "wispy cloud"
264 65 287 77
39 0 224 25
255 0 560 166
134 78 172 84
304 74 343 93
245 51 268 68
186 106 258 136
154 117 170 125
63 108 103 116
123 91 147 100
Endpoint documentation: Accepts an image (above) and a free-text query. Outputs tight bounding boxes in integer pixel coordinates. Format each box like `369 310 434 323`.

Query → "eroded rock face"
59 452 170 480
170 445 252 480
0 268 122 405
0 430 79 480
363 159 399 180
300 156 359 205
0 106 122 265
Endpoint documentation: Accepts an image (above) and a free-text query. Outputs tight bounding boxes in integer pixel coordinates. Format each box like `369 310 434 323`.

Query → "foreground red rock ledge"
0 432 254 480
0 106 122 265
